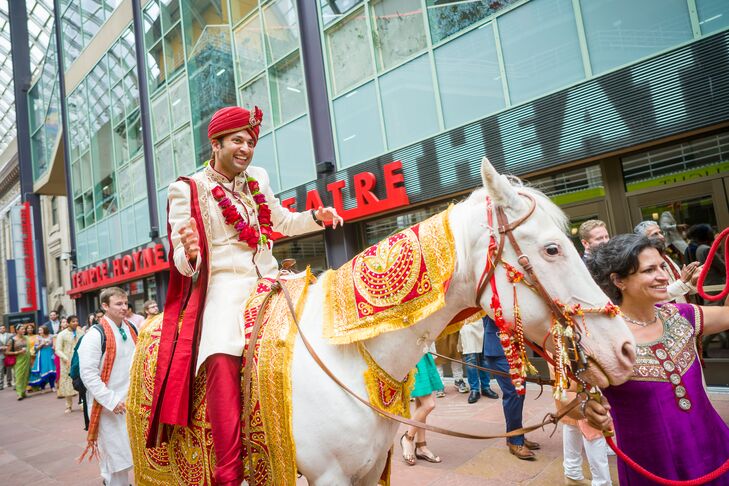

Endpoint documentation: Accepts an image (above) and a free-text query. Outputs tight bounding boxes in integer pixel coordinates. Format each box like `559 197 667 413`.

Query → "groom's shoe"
467 390 480 404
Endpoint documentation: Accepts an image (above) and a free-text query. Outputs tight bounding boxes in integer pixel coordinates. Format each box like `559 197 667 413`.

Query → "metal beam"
296 0 336 175
53 0 77 264
296 0 358 267
131 0 159 238
8 0 47 321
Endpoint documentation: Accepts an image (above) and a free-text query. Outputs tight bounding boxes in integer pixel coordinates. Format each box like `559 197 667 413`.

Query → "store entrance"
627 179 729 385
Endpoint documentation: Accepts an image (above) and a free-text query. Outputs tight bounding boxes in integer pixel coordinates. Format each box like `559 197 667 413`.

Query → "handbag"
3 338 16 367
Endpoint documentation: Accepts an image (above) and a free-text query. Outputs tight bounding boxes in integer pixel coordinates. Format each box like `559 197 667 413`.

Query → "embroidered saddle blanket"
127 272 313 486
322 209 458 344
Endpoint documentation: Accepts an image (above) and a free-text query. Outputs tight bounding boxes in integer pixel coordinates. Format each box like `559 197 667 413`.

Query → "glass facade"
68 27 149 267
29 26 61 181
60 1 122 70
232 0 315 191
320 0 729 168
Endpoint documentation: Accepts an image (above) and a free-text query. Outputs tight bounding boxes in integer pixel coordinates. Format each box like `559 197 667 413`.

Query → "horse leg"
304 467 351 486
351 451 390 486
303 451 389 486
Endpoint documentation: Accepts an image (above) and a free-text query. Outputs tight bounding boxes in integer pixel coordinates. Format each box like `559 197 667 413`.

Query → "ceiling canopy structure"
0 0 56 155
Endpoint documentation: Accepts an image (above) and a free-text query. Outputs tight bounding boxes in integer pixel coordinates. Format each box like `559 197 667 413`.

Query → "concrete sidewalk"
0 381 727 485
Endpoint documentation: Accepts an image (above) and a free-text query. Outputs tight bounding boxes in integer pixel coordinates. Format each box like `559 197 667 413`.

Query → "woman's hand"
583 398 613 433
680 261 701 284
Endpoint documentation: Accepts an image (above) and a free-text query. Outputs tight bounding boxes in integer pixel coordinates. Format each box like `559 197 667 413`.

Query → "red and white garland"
210 175 273 250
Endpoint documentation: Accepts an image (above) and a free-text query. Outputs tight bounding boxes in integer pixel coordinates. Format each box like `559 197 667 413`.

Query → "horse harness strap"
475 194 536 303
429 350 554 392
241 282 281 486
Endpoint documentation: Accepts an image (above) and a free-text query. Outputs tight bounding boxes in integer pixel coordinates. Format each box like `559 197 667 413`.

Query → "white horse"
129 158 636 485
290 158 635 484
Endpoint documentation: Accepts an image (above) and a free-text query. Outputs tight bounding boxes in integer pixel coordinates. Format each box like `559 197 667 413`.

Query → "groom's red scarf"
146 177 210 447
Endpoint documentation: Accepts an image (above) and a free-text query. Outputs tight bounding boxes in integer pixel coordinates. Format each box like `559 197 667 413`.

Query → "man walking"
55 315 84 412
147 106 343 486
0 324 12 389
46 310 61 334
78 287 138 486
578 220 609 262
482 316 540 460
143 300 159 319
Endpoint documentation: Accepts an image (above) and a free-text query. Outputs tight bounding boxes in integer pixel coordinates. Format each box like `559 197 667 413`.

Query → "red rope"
606 436 729 485
695 227 729 302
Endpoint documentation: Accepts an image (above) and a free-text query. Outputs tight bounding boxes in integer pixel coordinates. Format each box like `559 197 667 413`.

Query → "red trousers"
205 354 243 486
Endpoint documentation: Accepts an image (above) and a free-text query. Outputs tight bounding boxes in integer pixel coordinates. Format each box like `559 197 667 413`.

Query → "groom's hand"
179 217 200 262
315 206 344 229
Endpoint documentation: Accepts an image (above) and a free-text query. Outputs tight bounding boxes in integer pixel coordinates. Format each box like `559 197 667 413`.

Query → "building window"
379 55 438 149
325 8 373 96
272 234 328 275
622 131 729 192
426 0 519 44
51 196 58 226
371 0 427 71
580 0 693 75
55 256 62 287
68 28 149 267
434 23 505 129
696 0 729 35
499 0 584 104
231 0 315 191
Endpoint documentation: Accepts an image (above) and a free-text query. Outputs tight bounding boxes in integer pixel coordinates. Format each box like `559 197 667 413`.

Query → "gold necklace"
622 309 658 327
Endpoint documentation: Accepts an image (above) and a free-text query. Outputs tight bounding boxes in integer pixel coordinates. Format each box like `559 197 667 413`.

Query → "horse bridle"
474 192 620 385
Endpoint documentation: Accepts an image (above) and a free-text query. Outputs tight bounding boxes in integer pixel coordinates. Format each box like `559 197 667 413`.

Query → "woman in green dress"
5 325 30 400
400 349 444 466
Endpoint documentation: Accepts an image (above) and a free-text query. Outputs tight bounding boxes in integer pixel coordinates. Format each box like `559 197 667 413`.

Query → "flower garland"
210 175 273 250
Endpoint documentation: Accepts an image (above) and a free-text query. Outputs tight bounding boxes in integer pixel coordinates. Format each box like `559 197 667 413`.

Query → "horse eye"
545 244 560 256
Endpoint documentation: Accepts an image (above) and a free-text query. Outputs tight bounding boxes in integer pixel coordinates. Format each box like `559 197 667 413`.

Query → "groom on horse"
145 105 343 486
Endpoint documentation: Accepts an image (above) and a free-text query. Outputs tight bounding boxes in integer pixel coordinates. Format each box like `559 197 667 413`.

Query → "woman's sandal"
415 441 441 463
400 433 417 466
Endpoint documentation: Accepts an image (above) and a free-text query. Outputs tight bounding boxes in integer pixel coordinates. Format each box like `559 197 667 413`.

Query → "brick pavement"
0 381 727 485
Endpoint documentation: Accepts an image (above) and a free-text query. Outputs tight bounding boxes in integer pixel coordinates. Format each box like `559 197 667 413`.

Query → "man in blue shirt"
482 316 540 460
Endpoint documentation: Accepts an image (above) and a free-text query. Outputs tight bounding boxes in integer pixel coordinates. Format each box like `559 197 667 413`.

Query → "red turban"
207 106 263 144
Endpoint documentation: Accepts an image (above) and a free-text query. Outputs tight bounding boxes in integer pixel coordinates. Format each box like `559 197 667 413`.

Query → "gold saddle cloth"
128 271 314 485
322 209 457 344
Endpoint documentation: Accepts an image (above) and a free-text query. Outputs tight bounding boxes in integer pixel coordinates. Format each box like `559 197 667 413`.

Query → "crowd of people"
0 301 160 405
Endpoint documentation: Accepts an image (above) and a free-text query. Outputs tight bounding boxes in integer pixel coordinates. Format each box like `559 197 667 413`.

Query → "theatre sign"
69 243 167 297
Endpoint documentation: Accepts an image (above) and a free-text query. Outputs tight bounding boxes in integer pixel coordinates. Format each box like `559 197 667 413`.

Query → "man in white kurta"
160 105 343 486
78 289 136 486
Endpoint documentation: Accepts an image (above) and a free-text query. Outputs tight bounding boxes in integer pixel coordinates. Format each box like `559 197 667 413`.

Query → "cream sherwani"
460 320 484 355
78 317 136 483
55 327 84 397
167 165 322 372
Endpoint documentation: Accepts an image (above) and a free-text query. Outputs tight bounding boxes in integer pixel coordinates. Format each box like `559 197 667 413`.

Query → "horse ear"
480 157 524 211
